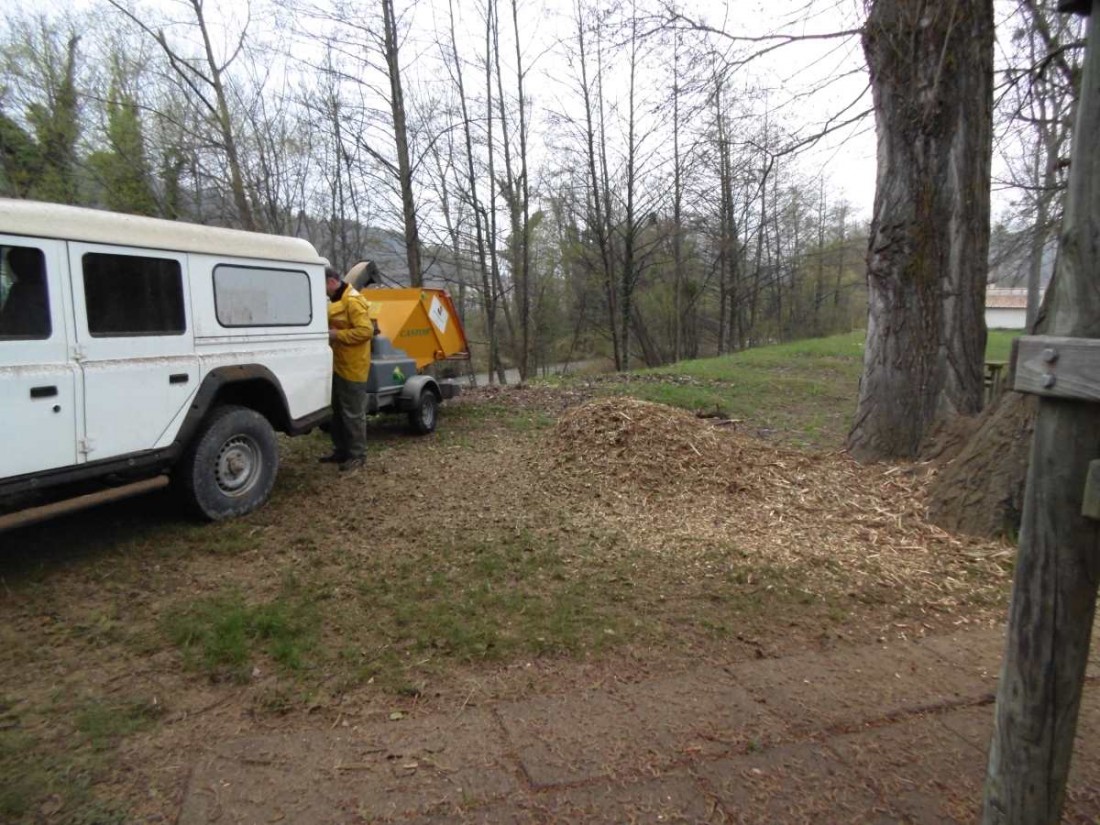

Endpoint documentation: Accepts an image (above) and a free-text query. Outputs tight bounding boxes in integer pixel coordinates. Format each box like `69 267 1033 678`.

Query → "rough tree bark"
848 0 994 460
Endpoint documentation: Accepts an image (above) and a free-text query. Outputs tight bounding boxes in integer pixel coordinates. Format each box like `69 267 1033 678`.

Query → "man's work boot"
318 453 347 464
339 457 366 472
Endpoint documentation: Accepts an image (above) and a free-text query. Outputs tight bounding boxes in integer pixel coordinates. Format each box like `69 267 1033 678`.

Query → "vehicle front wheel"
178 405 279 520
407 390 439 435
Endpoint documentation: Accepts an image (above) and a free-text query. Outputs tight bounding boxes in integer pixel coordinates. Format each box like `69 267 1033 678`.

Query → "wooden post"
982 3 1100 823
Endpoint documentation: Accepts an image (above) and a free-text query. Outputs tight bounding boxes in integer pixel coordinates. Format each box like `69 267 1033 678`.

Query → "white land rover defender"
0 199 332 526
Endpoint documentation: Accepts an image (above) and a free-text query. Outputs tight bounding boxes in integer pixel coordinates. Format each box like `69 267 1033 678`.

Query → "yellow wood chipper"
343 263 470 434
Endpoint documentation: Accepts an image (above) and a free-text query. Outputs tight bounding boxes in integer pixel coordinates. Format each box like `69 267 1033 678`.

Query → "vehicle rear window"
213 265 312 327
83 252 185 336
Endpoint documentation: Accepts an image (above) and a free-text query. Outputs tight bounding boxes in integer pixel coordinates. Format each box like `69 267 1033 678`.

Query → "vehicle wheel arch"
173 366 291 455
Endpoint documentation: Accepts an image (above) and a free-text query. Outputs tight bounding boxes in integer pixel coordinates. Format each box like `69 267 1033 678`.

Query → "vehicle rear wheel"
407 389 439 435
178 405 279 520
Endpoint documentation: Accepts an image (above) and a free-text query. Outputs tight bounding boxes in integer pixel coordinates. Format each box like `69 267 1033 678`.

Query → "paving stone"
728 641 986 734
531 772 714 823
178 709 517 824
917 628 1004 692
938 622 1100 683
694 742 896 824
608 669 788 758
495 689 633 788
403 774 714 825
936 703 994 752
177 629 1067 824
830 712 987 824
497 668 783 787
395 799 544 824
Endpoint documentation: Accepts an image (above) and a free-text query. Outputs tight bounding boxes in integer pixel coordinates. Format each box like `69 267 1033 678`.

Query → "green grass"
0 729 43 821
444 401 555 432
986 328 1020 363
0 725 129 824
76 698 162 751
163 587 318 683
605 331 867 448
337 529 634 691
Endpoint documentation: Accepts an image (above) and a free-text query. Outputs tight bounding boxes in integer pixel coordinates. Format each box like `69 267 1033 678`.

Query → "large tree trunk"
848 0 994 460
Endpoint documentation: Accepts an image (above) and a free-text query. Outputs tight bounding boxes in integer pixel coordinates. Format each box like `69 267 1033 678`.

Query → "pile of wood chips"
544 397 1012 613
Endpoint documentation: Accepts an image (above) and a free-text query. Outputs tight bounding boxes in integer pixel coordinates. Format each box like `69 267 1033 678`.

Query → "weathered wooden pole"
983 2 1100 823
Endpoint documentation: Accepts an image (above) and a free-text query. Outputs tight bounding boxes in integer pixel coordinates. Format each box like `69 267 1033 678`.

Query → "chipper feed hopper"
344 265 471 434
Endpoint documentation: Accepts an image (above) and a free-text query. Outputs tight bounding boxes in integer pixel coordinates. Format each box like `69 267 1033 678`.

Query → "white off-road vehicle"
0 199 332 526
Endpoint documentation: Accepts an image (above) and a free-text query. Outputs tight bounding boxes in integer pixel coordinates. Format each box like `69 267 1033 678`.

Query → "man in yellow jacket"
322 267 374 471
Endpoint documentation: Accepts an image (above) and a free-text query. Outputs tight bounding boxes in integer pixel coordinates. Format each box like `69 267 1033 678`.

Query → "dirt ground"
0 385 1040 823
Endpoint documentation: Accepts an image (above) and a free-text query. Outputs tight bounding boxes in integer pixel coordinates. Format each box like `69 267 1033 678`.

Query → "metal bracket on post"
1013 335 1100 401
1013 336 1100 521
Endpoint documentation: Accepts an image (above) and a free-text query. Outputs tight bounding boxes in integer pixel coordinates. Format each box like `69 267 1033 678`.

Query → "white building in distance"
986 288 1034 330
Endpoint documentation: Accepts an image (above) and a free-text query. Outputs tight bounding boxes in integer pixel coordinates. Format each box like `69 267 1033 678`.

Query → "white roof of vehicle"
0 199 325 265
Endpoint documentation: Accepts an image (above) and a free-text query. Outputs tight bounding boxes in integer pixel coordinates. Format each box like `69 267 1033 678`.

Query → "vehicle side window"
213 265 312 327
83 252 185 336
0 245 51 340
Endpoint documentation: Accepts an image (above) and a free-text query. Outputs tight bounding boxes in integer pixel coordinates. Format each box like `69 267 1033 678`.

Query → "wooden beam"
983 8 1100 825
1015 335 1100 401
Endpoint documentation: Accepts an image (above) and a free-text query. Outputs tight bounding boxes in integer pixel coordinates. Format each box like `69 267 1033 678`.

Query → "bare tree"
997 0 1081 327
381 0 422 285
441 0 504 382
106 0 257 230
492 0 534 380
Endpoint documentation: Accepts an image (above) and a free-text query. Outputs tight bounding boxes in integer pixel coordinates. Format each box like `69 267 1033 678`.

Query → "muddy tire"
178 405 279 521
407 389 439 435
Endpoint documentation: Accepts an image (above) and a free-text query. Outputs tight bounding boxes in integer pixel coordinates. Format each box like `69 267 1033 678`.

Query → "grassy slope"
585 329 1020 449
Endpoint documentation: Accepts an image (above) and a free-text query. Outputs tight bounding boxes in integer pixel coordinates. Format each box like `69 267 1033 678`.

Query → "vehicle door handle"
169 373 190 385
30 385 58 399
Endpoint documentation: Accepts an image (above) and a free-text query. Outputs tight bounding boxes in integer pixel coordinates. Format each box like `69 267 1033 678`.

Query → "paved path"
178 628 1100 823
469 359 610 388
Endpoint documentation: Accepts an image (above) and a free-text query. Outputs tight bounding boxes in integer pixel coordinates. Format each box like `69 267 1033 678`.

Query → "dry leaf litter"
541 397 1012 614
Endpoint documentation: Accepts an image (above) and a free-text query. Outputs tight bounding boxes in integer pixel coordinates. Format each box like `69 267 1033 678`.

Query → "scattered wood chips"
540 397 1012 614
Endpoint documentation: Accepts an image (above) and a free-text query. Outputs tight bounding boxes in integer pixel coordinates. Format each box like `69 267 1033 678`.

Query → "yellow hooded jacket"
327 283 374 382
